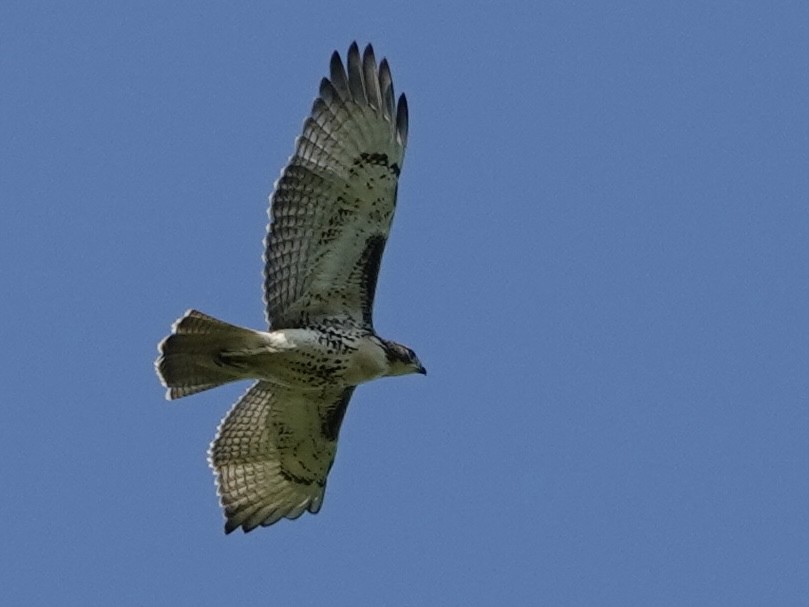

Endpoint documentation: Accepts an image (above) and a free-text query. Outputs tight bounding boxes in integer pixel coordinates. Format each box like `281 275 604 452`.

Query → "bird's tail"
155 309 267 400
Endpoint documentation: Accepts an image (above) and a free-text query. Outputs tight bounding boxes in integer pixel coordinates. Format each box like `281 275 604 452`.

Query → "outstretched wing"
209 381 355 534
264 42 408 331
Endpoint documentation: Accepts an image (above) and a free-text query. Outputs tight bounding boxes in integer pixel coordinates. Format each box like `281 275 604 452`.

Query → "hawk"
155 43 425 534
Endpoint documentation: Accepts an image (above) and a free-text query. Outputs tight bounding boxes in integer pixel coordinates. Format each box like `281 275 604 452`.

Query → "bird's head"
382 340 426 377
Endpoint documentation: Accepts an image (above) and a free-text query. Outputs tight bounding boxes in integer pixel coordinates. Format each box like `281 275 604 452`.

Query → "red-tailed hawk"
155 43 425 534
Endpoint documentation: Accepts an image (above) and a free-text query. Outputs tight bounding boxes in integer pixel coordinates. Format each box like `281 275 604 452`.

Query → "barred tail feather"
155 309 265 400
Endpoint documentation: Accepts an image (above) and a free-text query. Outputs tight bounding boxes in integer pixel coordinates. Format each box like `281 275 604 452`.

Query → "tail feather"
155 309 265 400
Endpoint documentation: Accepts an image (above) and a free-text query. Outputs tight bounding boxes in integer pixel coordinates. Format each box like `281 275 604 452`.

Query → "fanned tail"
155 309 265 400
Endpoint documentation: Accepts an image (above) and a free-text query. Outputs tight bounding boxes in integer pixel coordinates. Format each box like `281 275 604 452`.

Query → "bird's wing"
209 381 355 534
264 42 408 331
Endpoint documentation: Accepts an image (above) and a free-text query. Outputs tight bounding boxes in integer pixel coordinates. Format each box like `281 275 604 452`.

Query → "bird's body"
155 43 424 533
162 310 396 392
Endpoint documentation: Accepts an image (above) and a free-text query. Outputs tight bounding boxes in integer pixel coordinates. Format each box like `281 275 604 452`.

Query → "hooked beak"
417 364 427 375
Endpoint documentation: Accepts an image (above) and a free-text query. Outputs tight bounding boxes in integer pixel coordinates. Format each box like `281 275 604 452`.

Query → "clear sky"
2 1 808 605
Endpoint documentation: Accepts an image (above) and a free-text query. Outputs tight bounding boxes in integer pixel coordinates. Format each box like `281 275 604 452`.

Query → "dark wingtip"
329 50 349 98
319 76 337 104
224 520 238 535
396 93 408 146
346 41 366 103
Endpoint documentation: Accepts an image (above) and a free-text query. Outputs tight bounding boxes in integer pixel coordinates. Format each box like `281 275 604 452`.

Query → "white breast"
344 336 389 385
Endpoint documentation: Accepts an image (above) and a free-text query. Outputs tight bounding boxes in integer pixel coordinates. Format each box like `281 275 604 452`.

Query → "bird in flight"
155 42 425 534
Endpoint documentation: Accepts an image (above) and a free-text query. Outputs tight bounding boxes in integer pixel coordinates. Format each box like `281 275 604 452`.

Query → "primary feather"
264 41 408 330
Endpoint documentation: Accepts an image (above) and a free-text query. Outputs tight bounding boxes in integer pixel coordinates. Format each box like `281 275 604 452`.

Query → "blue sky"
2 1 808 604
